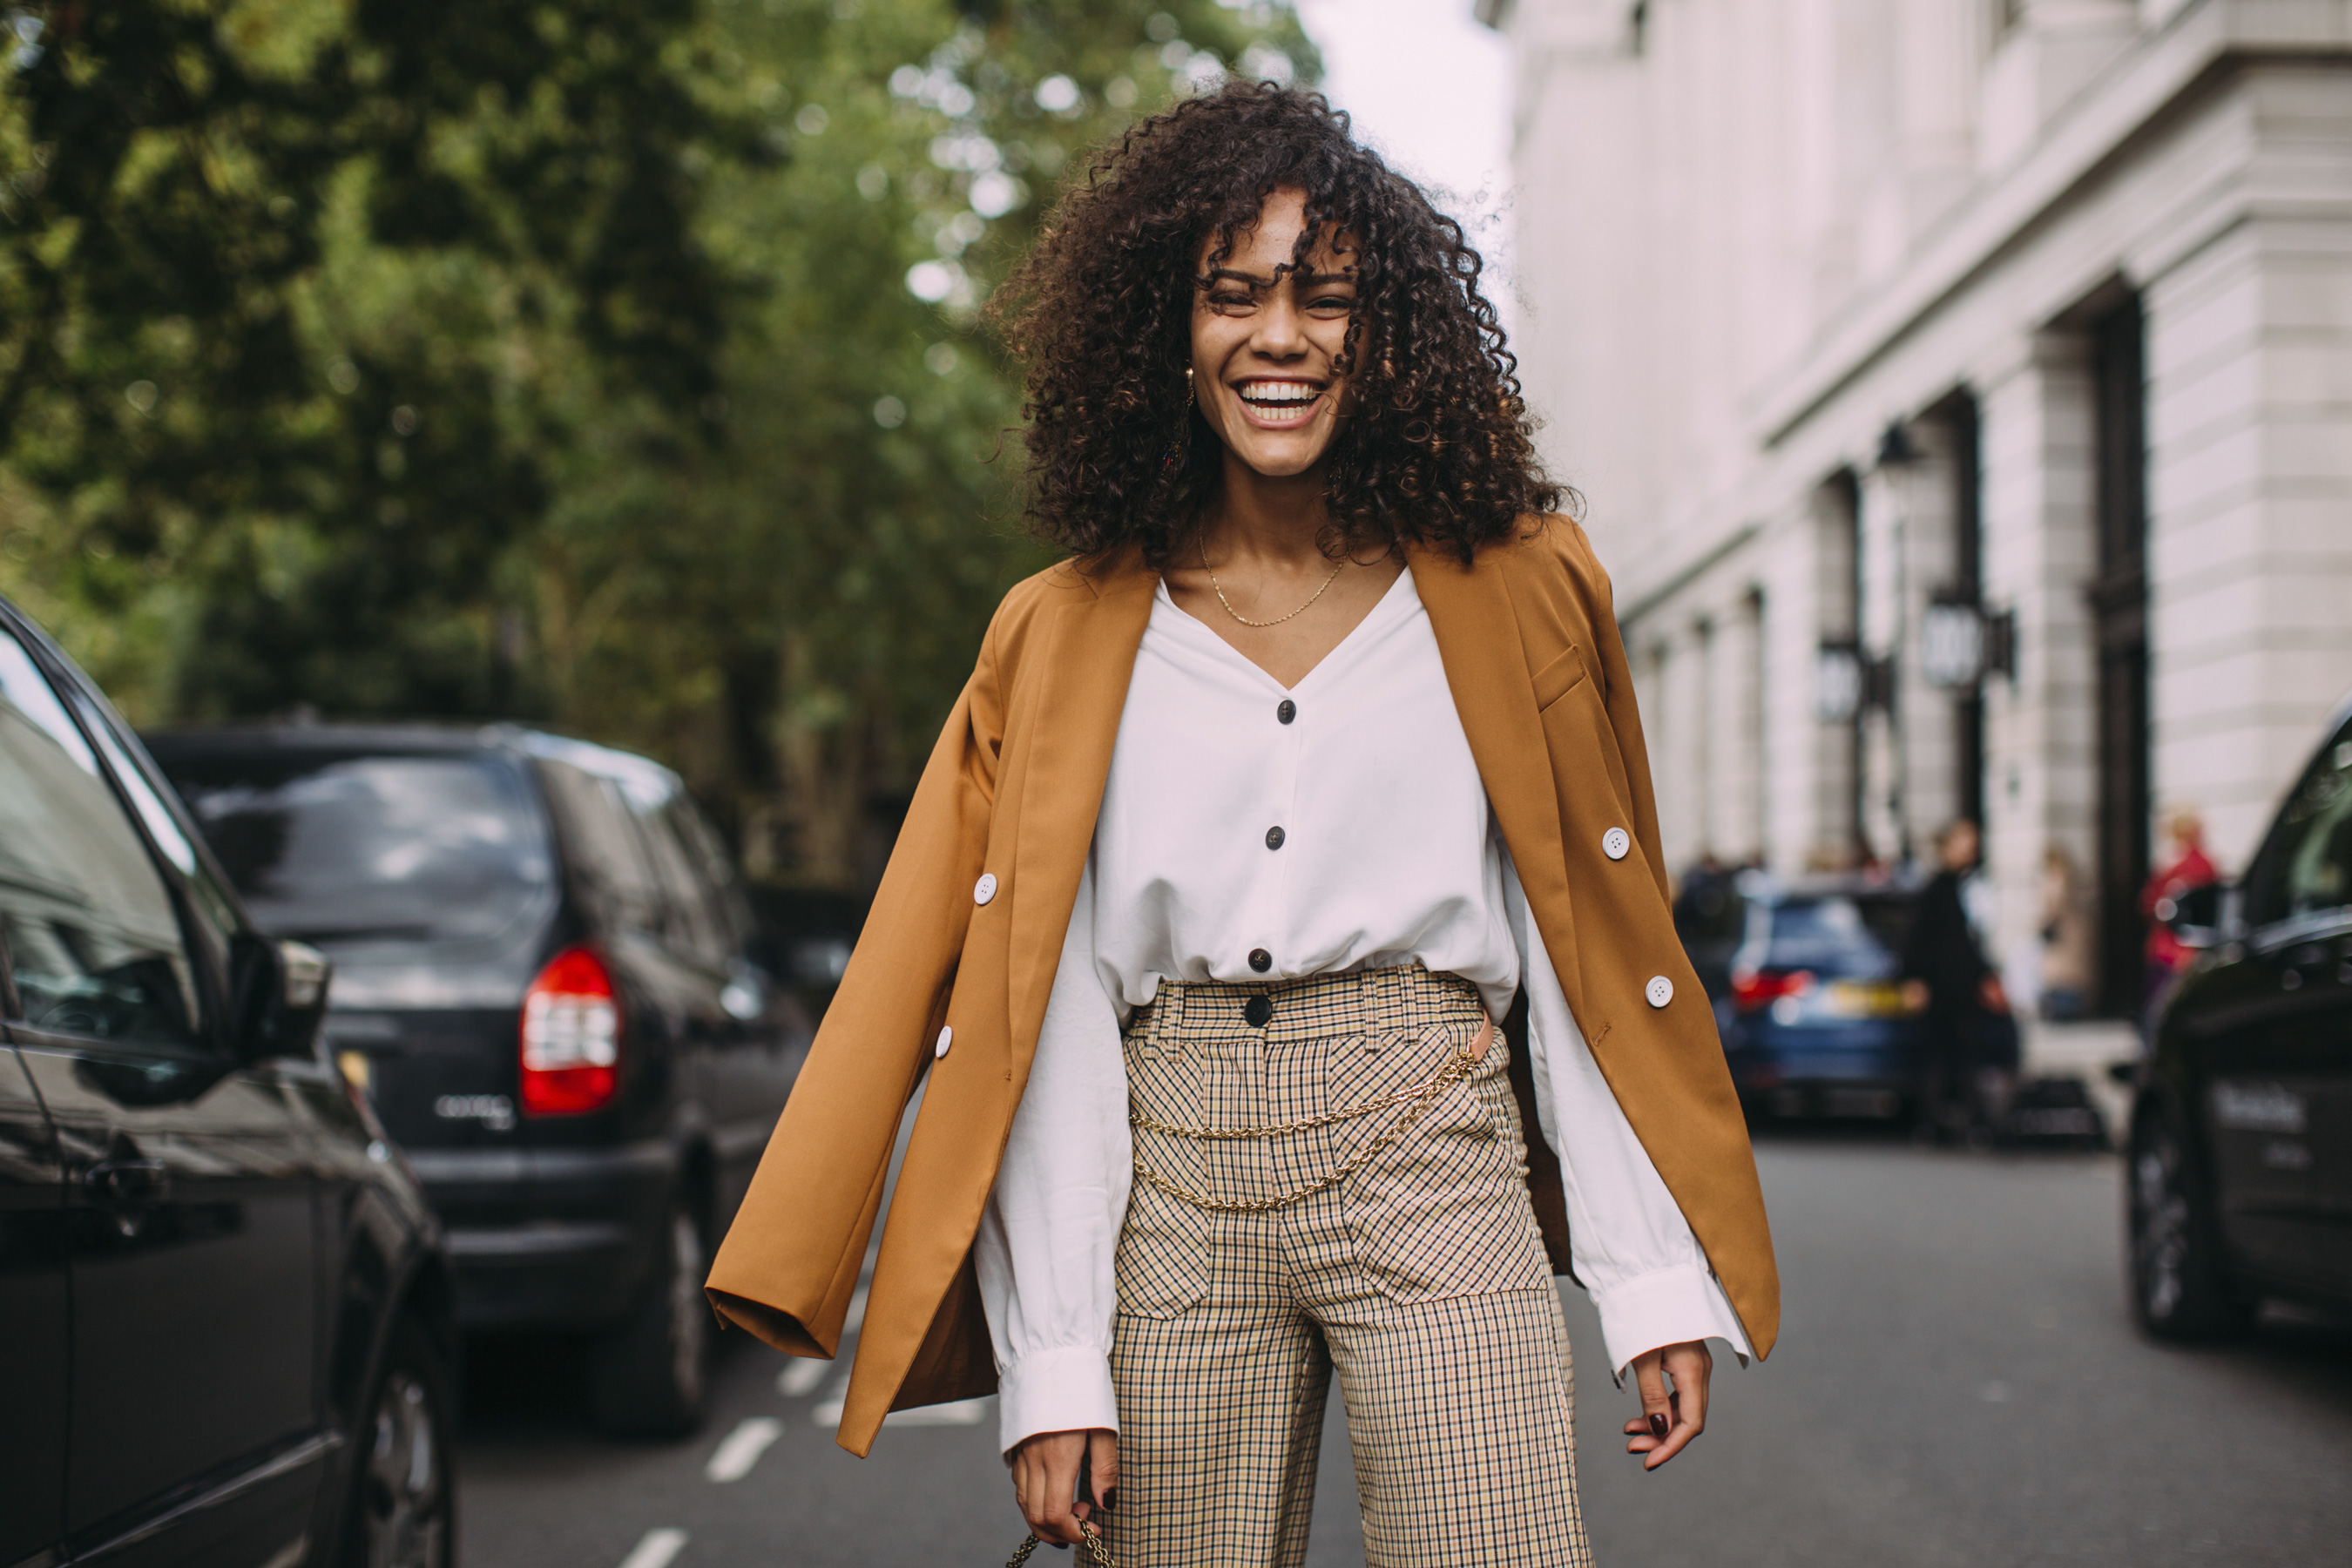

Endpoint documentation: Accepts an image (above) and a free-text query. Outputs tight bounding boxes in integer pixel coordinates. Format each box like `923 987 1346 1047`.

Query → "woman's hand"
1010 1428 1119 1546
1622 1340 1711 1470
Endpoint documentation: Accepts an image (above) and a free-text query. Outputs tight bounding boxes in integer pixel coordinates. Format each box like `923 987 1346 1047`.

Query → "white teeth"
1240 382 1320 409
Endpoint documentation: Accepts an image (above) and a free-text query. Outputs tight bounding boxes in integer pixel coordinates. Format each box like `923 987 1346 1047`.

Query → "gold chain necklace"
1200 537 1347 628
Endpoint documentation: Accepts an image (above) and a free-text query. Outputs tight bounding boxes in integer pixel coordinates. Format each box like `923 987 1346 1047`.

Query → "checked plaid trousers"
1100 964 1594 1568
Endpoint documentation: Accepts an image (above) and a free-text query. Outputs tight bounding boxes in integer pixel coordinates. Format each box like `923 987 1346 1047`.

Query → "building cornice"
1750 0 2352 449
1616 521 1762 634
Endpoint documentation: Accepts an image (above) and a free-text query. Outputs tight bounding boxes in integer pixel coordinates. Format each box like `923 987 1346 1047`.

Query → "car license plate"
1825 981 1906 1017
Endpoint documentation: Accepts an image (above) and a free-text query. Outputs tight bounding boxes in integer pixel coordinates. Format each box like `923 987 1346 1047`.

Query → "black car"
1711 877 1930 1120
0 597 455 1568
145 723 807 1434
2126 695 2352 1336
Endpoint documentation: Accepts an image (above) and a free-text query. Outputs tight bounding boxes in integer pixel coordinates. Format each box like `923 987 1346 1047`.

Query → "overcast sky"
1289 0 1515 283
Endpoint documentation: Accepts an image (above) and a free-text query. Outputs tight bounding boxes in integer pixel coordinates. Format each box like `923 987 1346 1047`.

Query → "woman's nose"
1251 296 1308 357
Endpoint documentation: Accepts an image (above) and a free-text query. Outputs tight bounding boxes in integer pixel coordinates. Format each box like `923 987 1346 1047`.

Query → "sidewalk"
2019 1016 2139 1146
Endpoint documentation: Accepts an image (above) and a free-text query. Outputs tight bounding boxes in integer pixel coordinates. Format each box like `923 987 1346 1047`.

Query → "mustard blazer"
706 517 1780 1456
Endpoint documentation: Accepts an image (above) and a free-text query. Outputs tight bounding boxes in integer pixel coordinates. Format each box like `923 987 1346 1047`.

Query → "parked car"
2125 693 2352 1337
0 596 455 1568
145 722 808 1434
1716 877 1930 1120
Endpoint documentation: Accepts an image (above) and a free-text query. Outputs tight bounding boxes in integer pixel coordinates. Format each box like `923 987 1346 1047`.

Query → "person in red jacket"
2141 807 2218 1031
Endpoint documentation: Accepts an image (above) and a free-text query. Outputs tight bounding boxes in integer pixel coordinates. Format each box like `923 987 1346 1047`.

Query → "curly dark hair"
990 80 1565 565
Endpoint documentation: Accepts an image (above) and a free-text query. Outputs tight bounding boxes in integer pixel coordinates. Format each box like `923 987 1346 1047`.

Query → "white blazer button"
935 1026 953 1058
1603 827 1631 861
1646 975 1674 1009
973 872 997 905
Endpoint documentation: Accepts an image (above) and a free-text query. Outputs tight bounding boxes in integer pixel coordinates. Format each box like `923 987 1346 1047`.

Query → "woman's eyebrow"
1201 267 1356 287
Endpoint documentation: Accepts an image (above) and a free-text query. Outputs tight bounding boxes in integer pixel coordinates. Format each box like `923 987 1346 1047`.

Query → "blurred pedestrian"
2140 807 2218 1038
1901 821 2016 1141
2038 844 2092 1022
706 82 1778 1568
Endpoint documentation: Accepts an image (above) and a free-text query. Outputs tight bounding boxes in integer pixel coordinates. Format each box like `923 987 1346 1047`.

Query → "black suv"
146 723 806 1434
1 597 455 1568
2126 694 2352 1335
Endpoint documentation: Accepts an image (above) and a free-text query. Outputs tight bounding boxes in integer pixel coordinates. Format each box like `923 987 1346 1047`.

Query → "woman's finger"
1087 1429 1121 1512
1625 1346 1673 1456
1643 1342 1713 1470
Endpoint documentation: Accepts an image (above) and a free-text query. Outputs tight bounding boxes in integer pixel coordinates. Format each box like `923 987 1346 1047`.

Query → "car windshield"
1762 896 1910 978
159 750 554 950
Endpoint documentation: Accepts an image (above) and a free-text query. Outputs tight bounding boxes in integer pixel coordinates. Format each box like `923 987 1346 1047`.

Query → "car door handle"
85 1159 172 1206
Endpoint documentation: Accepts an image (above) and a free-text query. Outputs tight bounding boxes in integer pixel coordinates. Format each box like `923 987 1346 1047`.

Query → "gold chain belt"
1128 1041 1481 1215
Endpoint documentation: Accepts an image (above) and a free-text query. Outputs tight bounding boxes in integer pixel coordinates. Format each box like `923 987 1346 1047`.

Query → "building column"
1766 479 1862 875
1719 590 1767 864
1896 0 1988 231
1656 622 1710 876
1976 331 2101 991
2144 208 2352 870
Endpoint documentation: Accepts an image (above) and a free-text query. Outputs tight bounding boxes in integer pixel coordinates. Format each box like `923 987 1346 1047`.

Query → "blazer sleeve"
704 598 1014 1359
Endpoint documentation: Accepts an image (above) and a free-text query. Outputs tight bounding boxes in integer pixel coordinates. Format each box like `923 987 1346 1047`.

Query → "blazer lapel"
1004 551 1157 1069
1409 541 1585 1013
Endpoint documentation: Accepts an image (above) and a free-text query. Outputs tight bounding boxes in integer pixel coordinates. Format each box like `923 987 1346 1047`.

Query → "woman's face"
1188 187 1359 480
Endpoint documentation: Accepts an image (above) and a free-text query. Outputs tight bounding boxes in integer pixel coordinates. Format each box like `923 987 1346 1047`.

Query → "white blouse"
973 569 1751 1455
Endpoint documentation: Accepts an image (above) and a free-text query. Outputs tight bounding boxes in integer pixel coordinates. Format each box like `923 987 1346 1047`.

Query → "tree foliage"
0 0 1315 886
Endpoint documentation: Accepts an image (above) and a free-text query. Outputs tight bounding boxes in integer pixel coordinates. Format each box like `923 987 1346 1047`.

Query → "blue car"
1713 880 1930 1120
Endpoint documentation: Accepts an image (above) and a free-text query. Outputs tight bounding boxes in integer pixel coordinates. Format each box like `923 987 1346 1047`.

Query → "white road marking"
703 1417 785 1483
776 1357 830 1397
842 1284 869 1334
618 1528 689 1568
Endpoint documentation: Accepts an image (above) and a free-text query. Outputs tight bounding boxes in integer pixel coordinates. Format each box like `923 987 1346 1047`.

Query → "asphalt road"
457 1132 2352 1567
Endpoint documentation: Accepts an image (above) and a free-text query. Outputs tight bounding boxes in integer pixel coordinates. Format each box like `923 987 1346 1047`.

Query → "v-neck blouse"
1090 570 1518 1014
973 567 1751 1455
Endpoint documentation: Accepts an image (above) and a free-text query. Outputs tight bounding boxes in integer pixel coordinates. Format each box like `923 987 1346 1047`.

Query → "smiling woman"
706 79 1777 1568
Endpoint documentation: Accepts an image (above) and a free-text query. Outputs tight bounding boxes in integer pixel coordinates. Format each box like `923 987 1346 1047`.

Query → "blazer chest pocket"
1531 644 1592 711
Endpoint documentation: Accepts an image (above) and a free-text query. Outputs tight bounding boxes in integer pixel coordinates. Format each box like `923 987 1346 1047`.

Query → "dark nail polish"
1104 1488 1119 1512
1648 1412 1670 1438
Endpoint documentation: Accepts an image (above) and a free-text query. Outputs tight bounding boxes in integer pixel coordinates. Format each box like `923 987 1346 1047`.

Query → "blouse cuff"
1591 1262 1755 1381
996 1343 1120 1456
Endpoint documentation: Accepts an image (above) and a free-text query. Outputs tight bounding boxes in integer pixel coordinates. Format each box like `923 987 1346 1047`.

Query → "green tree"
0 0 743 713
0 0 1317 890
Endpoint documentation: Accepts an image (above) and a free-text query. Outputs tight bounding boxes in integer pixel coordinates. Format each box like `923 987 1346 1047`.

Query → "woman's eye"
1308 295 1355 314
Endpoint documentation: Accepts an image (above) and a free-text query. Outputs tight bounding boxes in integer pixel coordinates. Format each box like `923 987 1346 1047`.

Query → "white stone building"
1478 0 2352 1013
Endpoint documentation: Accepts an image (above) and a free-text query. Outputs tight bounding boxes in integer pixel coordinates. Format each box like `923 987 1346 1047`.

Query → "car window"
162 749 554 952
668 799 752 954
2243 725 2352 929
1762 896 1902 978
536 759 666 938
632 801 729 969
0 630 204 1049
75 697 240 972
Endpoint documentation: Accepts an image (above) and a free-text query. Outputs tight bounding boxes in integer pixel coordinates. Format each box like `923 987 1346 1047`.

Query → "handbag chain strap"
1006 1521 1112 1566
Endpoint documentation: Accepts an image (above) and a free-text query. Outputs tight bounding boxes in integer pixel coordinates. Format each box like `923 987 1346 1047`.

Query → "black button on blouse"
1265 826 1286 851
1277 699 1296 725
1247 948 1272 972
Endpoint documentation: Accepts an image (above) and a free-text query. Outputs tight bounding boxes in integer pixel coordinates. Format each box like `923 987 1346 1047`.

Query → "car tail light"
1731 968 1815 1013
519 947 621 1116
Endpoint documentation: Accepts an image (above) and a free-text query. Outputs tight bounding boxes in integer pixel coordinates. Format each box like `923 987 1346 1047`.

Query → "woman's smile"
1232 376 1328 429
